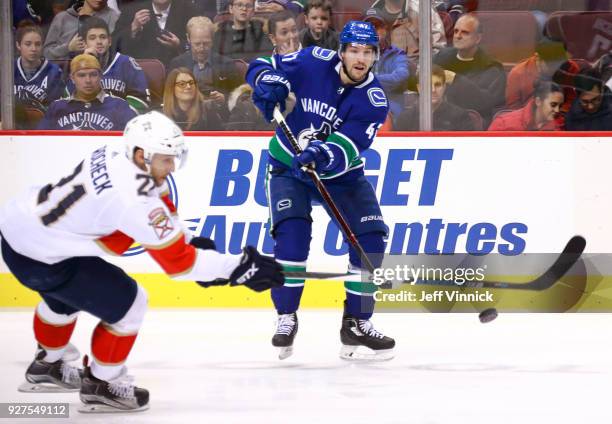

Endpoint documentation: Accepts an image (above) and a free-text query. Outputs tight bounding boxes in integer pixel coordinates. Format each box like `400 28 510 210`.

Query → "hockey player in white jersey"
0 111 284 412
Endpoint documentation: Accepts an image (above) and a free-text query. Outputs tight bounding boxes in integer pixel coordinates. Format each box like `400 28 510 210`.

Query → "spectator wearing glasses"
169 16 242 103
162 67 224 130
565 68 612 131
112 0 198 66
213 0 272 62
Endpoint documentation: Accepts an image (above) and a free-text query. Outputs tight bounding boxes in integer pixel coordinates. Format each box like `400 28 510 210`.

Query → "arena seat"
476 0 581 13
546 12 612 61
332 11 363 31
466 109 484 130
50 59 70 80
474 11 539 66
332 0 372 13
233 59 249 81
136 59 166 107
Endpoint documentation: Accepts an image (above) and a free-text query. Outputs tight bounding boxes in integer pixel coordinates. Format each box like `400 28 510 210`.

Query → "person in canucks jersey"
246 20 396 361
13 24 65 128
64 17 150 113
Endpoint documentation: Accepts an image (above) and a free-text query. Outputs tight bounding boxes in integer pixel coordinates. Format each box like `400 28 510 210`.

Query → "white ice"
1 309 611 423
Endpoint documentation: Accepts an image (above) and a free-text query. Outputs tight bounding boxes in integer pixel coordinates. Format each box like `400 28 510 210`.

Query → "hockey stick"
413 235 586 290
283 235 586 291
272 107 377 274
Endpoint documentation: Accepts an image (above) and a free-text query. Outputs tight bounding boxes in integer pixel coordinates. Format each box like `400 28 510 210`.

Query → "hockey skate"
30 343 80 362
18 348 83 393
272 312 298 360
62 343 81 361
339 313 395 362
79 364 149 413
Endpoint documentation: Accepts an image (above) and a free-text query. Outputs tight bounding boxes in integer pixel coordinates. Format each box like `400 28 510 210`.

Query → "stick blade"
526 235 586 290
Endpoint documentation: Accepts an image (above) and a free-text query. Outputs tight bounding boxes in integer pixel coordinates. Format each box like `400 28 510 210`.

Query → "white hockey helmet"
123 111 188 171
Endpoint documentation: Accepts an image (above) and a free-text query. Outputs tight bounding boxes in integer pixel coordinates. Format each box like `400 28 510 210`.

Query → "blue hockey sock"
271 262 306 314
344 280 377 320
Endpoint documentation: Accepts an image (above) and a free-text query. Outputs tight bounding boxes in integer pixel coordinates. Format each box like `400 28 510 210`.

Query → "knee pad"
37 299 79 324
349 232 386 270
106 285 148 334
273 218 312 262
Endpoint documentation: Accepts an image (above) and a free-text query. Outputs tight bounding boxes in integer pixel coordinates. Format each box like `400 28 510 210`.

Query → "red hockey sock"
91 322 138 366
33 311 77 352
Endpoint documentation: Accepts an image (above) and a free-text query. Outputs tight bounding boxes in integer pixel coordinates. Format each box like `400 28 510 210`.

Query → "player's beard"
342 62 369 84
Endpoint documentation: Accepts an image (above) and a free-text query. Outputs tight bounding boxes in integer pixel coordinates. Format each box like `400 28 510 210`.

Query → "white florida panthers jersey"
0 144 238 281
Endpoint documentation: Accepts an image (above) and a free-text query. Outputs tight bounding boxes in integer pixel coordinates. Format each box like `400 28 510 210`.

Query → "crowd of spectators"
6 0 612 132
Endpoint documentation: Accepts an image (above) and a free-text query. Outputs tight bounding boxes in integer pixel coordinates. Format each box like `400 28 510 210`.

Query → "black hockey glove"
229 246 285 292
189 236 217 251
196 246 285 291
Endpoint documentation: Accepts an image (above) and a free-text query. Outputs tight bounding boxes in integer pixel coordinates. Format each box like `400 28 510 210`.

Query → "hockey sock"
344 280 377 320
271 261 306 314
345 233 385 319
91 322 138 381
33 301 78 363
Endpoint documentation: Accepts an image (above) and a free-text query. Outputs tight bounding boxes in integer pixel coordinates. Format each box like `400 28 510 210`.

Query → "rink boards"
0 132 610 309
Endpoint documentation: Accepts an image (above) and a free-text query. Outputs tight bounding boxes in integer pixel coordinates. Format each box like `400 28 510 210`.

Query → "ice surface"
1 309 610 423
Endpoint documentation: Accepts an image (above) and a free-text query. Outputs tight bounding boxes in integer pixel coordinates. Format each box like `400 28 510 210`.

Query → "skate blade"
18 381 79 393
339 345 394 362
278 346 293 360
63 343 81 362
78 402 149 414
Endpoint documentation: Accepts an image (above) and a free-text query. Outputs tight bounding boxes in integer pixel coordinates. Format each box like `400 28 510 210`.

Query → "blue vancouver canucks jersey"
14 58 65 105
38 92 137 130
246 46 389 180
66 53 150 111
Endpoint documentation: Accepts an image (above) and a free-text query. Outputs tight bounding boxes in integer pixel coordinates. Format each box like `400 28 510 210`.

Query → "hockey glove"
291 140 336 178
253 70 290 122
196 246 284 291
229 246 284 292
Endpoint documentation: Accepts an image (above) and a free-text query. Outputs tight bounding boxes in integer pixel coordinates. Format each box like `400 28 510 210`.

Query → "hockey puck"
478 308 498 323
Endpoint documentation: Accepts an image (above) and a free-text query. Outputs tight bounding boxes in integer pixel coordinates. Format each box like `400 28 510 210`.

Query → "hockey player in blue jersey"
246 21 395 361
13 24 65 127
38 54 137 131
64 17 150 113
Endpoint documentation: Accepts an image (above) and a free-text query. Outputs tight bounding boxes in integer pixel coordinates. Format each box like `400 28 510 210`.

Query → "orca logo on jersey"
367 87 388 108
297 121 332 150
129 57 143 71
312 47 336 61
